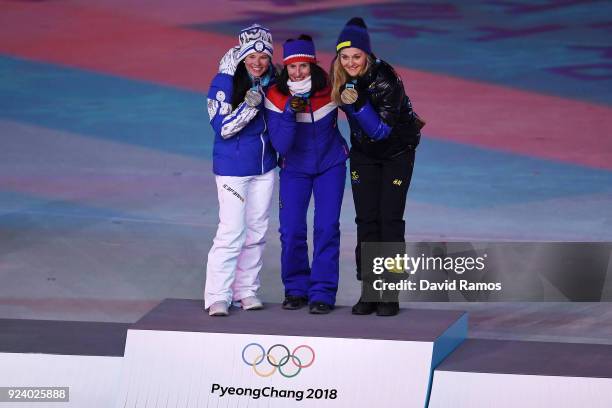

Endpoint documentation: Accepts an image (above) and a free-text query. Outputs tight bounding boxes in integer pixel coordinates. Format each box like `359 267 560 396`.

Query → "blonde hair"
330 54 373 105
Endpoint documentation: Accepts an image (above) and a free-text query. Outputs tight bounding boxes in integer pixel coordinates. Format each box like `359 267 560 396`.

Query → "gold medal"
290 96 307 113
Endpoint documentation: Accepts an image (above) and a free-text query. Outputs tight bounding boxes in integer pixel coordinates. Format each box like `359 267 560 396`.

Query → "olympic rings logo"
241 343 315 378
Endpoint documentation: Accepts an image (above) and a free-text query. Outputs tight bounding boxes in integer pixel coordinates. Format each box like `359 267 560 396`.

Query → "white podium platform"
116 299 468 408
0 319 128 408
429 339 612 408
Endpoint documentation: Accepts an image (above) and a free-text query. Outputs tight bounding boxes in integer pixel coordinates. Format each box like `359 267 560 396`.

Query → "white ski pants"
204 169 275 309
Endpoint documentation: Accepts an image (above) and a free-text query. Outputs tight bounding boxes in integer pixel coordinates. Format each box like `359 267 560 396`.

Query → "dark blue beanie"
283 38 316 65
336 17 371 54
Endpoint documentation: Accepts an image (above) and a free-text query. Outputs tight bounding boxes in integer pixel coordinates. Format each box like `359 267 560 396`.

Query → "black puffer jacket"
345 58 421 159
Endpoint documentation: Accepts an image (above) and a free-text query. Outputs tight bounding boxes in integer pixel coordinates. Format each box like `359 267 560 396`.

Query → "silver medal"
245 89 262 107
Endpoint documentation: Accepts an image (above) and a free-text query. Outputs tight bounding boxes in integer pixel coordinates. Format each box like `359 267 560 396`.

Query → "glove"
219 46 241 76
245 89 263 107
245 77 264 107
352 102 391 141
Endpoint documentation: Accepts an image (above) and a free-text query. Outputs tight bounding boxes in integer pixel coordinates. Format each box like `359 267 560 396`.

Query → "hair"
231 56 272 109
231 62 251 109
276 35 328 96
329 53 374 105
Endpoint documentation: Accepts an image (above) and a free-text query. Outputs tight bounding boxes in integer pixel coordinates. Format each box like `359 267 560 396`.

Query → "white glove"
219 46 241 75
245 89 263 107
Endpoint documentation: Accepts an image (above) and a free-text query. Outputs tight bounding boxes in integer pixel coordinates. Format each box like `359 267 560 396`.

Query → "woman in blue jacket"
265 35 348 314
204 24 277 316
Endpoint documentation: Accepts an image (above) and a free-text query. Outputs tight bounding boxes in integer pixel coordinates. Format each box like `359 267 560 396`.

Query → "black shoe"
309 302 333 314
376 302 399 316
351 299 377 315
282 296 308 310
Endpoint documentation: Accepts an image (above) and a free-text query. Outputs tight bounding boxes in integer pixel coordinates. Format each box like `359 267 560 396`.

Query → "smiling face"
287 62 311 82
339 47 367 77
244 52 270 78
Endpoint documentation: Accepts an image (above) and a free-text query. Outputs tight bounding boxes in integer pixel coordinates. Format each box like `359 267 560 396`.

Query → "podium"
429 339 612 407
116 299 467 407
5 300 610 407
0 319 127 407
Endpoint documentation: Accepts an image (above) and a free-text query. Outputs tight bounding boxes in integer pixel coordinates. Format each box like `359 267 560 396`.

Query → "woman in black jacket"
330 17 424 316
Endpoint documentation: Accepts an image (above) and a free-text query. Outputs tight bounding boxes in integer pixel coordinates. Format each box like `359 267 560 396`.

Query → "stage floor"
1 0 611 345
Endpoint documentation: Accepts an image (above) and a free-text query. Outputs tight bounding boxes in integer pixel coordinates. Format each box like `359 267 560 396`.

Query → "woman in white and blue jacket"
204 24 277 316
265 35 348 314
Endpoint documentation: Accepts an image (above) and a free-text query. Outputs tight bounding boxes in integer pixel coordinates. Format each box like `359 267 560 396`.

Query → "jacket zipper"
336 115 349 157
309 100 318 173
260 110 267 174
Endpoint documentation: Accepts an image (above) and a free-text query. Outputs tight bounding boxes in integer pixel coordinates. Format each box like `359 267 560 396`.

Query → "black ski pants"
350 148 415 280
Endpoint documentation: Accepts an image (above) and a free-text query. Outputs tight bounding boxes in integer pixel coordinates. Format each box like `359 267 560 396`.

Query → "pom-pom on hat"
283 35 316 65
336 17 371 54
237 24 273 61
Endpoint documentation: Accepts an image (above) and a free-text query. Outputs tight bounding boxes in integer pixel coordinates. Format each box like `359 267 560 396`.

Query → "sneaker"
208 301 229 317
309 302 334 315
282 296 308 310
351 298 377 315
376 302 399 317
240 296 263 311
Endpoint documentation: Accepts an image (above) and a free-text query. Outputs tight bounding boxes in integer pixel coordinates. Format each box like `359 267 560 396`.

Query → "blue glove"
281 97 297 120
352 101 392 141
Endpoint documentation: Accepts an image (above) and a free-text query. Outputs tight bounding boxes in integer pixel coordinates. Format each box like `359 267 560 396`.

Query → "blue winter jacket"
207 72 277 176
264 85 348 174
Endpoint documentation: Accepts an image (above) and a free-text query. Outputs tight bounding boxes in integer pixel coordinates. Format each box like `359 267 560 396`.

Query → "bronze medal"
340 87 358 105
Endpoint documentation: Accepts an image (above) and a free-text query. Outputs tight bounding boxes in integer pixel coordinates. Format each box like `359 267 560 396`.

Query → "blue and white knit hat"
336 17 371 54
237 24 273 61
